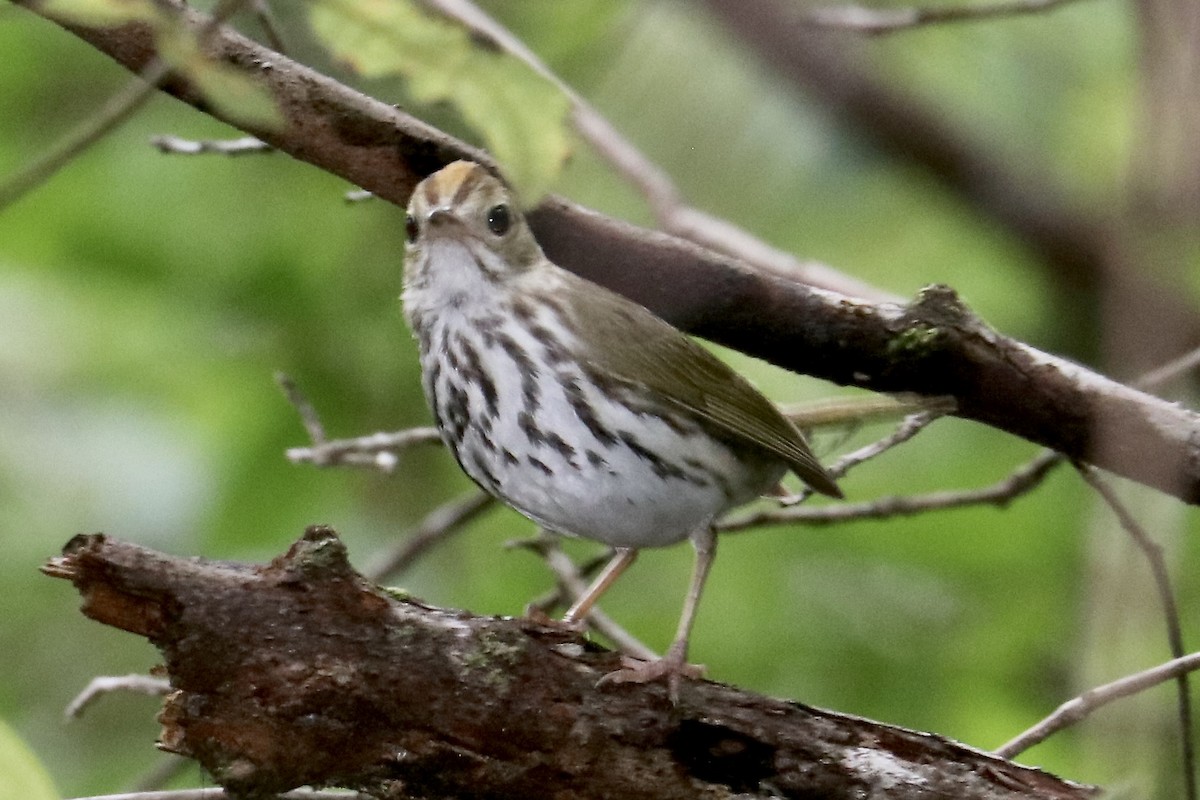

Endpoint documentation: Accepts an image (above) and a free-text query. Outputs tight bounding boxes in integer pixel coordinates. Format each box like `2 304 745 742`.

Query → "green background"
1 1 1195 797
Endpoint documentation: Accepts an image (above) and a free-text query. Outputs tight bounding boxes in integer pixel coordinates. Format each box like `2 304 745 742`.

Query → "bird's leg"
599 526 715 701
563 547 638 624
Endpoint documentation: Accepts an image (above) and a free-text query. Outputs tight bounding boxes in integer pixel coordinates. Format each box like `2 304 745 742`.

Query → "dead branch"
44 530 1096 800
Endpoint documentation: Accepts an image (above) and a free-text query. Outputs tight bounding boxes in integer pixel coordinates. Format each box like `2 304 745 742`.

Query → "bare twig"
1135 343 1200 391
286 427 443 471
149 0 288 162
65 674 171 719
770 409 951 506
807 0 1091 35
247 0 287 53
780 394 957 429
721 449 1062 532
363 490 496 582
276 372 327 444
278 372 442 471
0 60 168 210
996 651 1200 758
1075 463 1195 799
514 536 659 662
826 411 945 477
150 135 271 155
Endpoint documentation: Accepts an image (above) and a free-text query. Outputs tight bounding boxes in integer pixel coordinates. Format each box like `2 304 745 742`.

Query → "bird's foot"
597 641 705 702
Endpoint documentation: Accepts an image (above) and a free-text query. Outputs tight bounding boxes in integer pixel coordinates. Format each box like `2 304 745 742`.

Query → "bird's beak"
427 207 457 227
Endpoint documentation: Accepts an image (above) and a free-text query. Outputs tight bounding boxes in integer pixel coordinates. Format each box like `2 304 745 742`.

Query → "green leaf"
0 719 57 800
307 0 571 202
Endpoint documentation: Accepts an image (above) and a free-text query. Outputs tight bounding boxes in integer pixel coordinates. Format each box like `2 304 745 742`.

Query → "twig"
807 0 1091 35
996 651 1200 759
513 536 659 662
721 449 1062 532
772 410 951 506
65 674 171 719
1075 463 1195 800
276 372 327 444
149 0 288 161
363 490 496 582
0 61 168 210
1135 343 1200 391
150 135 272 155
248 0 287 53
826 411 945 477
278 372 442 471
286 428 443 471
728 340 1196 532
780 394 957 429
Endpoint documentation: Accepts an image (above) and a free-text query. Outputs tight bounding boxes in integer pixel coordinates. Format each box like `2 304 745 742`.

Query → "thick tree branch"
14 0 1200 503
43 529 1097 799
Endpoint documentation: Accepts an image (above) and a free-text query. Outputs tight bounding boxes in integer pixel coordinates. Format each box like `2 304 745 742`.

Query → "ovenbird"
402 161 841 694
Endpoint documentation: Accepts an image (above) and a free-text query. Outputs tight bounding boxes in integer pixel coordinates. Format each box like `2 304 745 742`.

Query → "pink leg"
563 548 638 623
599 526 716 701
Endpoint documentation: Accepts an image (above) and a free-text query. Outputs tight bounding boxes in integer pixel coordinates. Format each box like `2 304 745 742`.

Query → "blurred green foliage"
1 1 1194 797
308 0 571 200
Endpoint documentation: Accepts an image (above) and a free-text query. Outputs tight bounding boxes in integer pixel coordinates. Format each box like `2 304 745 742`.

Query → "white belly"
417 309 782 548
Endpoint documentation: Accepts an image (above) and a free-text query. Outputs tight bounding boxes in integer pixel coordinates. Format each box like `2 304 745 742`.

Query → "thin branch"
285 427 443 471
150 135 271 155
826 411 945 476
807 0 1092 35
363 490 496 582
780 393 957 429
721 449 1062 532
1135 343 1200 391
769 409 950 507
514 536 659 662
65 674 171 718
247 0 287 53
277 373 442 471
996 651 1200 758
0 60 167 210
276 372 327 444
1075 463 1196 799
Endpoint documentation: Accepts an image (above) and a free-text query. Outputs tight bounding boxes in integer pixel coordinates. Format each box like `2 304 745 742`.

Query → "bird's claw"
597 644 705 703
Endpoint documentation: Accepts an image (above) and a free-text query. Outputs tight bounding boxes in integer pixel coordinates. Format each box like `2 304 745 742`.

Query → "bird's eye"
486 204 511 236
404 213 419 243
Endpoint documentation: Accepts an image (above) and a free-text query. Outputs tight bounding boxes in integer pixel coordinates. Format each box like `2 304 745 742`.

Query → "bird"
401 160 841 696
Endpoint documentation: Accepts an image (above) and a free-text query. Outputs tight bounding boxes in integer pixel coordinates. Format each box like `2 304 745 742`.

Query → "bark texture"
44 529 1097 800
